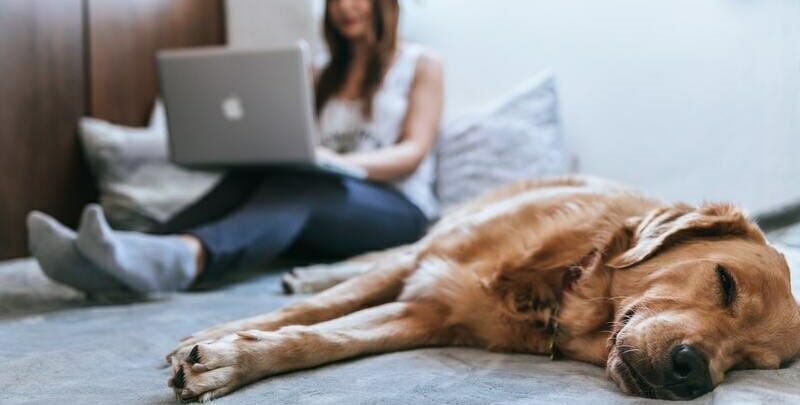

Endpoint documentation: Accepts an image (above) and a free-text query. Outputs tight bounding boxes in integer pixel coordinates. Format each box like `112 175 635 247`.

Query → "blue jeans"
157 171 428 280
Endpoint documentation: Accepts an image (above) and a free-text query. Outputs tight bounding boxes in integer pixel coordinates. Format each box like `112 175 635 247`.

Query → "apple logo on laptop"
221 95 245 121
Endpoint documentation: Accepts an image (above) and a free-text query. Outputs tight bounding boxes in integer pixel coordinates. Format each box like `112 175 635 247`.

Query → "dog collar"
548 304 564 360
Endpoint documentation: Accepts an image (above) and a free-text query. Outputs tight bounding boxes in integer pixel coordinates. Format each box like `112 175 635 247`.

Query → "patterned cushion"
435 72 572 209
79 102 221 230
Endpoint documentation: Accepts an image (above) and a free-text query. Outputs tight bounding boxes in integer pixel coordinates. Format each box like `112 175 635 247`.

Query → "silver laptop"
156 42 366 178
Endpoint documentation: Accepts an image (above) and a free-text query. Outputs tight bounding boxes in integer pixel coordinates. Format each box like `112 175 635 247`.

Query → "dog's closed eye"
716 265 736 308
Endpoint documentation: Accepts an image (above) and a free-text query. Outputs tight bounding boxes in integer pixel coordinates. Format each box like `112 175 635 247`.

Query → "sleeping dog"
167 176 800 402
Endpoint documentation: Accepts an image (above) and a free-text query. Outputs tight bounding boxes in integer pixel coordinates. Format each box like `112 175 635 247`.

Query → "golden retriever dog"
166 176 800 402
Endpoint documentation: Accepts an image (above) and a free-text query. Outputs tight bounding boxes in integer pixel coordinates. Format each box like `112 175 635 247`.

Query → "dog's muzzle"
614 343 713 400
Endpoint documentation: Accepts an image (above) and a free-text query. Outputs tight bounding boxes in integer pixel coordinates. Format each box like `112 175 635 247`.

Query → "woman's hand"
316 147 361 169
315 147 342 164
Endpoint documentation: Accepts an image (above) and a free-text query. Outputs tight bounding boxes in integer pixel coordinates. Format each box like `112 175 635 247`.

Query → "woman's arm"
341 53 444 182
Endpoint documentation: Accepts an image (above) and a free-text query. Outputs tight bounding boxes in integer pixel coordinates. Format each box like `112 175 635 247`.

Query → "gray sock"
27 211 130 294
75 204 197 293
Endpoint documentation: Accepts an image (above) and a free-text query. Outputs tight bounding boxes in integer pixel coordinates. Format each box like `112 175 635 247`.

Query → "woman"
27 0 443 294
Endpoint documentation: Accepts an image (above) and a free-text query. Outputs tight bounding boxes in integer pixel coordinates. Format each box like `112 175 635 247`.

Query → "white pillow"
79 102 222 230
435 71 571 209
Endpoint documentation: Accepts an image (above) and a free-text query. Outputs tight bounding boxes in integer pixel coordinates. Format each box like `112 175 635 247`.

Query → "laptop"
156 42 366 179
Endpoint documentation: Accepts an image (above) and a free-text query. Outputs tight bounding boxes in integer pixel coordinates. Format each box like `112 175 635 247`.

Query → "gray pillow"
435 71 571 209
79 102 221 231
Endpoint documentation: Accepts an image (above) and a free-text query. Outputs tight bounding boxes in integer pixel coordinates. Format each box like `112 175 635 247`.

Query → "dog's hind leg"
281 246 412 294
281 261 374 294
168 249 417 363
170 301 450 402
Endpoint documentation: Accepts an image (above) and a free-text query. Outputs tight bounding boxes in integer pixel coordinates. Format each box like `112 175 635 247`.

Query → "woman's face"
327 0 373 40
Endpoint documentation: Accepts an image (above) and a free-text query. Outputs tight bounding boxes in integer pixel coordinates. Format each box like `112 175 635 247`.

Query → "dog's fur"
167 176 800 402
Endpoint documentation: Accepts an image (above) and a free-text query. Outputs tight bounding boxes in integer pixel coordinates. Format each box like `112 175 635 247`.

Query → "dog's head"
605 203 800 400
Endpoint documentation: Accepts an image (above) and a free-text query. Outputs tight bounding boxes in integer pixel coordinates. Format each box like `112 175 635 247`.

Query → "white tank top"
317 44 439 219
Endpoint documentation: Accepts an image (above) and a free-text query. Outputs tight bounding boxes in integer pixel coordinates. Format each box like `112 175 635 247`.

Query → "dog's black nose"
663 344 713 399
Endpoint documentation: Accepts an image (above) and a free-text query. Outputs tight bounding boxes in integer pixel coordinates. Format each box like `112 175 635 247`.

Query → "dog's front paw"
167 331 271 402
166 326 239 364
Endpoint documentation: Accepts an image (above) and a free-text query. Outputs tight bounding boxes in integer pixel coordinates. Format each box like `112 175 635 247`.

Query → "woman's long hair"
315 0 400 119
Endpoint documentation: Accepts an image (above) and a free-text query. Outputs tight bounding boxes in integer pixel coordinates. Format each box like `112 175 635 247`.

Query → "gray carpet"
3 226 800 404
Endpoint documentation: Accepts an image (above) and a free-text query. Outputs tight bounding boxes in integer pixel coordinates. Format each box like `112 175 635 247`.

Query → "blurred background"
1 0 798 259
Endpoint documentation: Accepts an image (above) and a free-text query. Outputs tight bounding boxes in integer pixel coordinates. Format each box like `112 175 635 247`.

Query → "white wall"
226 0 800 215
226 0 320 52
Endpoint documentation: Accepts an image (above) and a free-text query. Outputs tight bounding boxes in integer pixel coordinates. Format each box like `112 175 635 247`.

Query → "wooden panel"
88 0 226 126
0 0 224 259
0 0 93 260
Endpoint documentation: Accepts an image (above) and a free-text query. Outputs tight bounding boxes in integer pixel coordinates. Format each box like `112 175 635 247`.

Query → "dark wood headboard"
88 0 225 125
0 0 225 260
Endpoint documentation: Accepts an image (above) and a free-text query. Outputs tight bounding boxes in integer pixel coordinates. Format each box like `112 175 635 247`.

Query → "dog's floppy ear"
607 202 766 269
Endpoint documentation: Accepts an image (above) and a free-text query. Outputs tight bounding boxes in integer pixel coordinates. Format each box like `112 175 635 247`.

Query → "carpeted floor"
3 224 800 404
